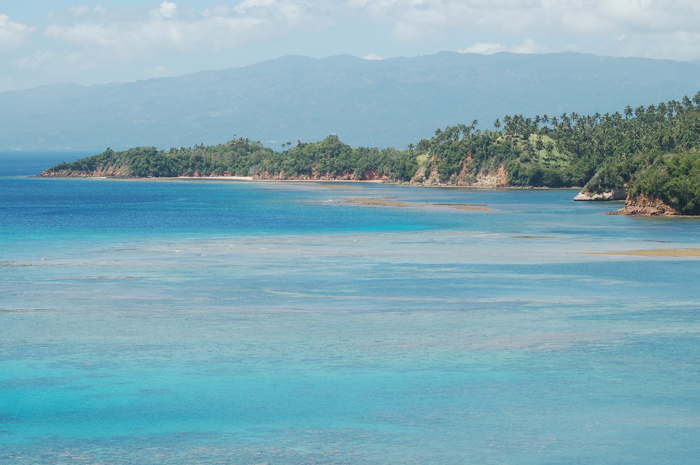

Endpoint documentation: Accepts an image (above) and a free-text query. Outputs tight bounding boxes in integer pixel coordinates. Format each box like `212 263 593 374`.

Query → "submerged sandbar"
589 249 700 257
345 198 490 210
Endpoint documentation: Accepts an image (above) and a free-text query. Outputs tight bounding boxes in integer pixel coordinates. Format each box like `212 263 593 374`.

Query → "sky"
1 0 700 92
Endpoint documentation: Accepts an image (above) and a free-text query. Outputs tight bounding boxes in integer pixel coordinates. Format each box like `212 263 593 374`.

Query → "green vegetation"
629 150 700 214
48 136 418 182
44 92 700 214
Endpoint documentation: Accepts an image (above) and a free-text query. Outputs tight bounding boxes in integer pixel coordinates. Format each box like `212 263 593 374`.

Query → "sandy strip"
588 249 700 257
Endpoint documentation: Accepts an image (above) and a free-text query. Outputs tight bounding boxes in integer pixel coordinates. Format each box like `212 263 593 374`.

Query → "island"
41 93 700 216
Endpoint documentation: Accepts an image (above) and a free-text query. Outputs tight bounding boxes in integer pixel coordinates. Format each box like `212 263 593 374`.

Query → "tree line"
45 92 700 214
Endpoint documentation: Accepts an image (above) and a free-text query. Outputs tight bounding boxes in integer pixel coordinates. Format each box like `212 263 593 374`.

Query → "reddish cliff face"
478 163 508 188
410 153 509 188
252 169 388 182
359 170 389 181
456 152 473 186
609 193 680 216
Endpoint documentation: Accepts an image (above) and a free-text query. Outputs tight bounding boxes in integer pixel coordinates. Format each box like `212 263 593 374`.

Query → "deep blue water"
0 152 90 177
1 157 699 464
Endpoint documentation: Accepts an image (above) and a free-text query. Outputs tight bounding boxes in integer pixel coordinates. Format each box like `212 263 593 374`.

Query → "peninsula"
41 93 700 216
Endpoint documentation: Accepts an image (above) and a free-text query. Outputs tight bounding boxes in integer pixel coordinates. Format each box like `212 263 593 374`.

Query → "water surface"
1 170 699 464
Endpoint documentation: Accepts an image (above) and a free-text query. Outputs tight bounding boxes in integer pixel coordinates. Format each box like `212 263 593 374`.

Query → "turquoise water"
1 163 700 463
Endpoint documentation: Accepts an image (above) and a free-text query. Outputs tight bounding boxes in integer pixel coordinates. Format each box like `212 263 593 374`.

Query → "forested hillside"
43 92 700 215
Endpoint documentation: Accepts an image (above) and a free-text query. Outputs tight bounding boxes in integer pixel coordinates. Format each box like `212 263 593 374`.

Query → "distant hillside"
3 52 700 151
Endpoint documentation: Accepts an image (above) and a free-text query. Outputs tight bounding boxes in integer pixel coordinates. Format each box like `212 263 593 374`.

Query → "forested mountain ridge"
42 93 700 215
4 51 700 151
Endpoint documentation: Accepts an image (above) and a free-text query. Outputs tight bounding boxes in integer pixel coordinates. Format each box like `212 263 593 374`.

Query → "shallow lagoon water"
1 170 699 464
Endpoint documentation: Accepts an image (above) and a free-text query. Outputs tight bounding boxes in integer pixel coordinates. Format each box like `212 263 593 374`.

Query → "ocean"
1 154 699 464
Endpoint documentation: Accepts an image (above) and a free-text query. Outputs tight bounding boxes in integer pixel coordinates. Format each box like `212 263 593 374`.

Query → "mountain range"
2 51 700 151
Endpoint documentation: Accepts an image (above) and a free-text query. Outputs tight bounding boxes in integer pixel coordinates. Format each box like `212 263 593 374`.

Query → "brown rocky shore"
608 193 681 216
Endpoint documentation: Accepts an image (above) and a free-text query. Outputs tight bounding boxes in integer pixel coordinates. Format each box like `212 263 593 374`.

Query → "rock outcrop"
609 193 680 216
573 187 627 201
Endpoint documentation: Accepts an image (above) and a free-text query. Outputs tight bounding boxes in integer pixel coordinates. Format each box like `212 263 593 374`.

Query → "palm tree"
657 102 667 117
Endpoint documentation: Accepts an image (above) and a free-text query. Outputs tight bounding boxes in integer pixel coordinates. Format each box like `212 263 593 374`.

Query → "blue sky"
2 0 700 92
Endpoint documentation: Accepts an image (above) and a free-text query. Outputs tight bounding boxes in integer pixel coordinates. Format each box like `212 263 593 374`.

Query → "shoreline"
32 174 582 191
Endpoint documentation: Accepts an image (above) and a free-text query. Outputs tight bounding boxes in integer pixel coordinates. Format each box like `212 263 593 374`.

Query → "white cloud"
152 1 177 19
0 14 33 51
460 38 547 56
460 43 507 55
363 53 383 60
